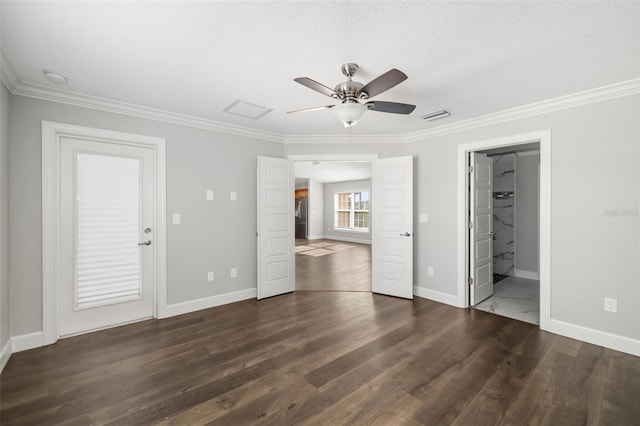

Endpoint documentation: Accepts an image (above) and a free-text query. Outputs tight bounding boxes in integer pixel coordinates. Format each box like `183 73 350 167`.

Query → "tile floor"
473 275 540 324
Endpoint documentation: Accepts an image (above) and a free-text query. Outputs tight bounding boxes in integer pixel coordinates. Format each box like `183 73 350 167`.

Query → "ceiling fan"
288 63 416 127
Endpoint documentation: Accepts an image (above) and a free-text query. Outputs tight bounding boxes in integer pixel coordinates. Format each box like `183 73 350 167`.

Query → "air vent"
421 109 451 121
224 100 273 119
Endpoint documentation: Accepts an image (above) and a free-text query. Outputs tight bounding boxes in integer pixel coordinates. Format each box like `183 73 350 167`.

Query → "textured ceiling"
1 1 639 137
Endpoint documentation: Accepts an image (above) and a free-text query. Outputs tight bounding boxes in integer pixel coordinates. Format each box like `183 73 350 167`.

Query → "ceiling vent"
421 109 451 121
224 100 273 119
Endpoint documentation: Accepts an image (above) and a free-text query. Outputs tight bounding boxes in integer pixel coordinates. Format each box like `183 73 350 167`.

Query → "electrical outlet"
427 266 434 277
207 271 214 282
604 297 617 313
231 268 237 278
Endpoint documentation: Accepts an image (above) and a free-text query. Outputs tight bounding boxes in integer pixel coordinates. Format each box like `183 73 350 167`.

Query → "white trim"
1 46 637 146
548 319 640 357
0 54 281 144
11 331 44 353
162 288 257 318
0 338 11 372
42 121 168 344
414 286 464 308
284 134 404 144
457 130 552 332
405 79 640 143
319 235 372 245
514 269 540 280
306 235 325 241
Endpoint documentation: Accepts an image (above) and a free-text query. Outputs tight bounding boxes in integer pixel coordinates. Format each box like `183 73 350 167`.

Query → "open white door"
371 156 413 299
469 152 494 305
257 156 295 299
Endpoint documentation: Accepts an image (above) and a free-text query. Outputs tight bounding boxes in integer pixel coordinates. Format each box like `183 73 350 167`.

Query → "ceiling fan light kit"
289 62 416 128
333 102 367 127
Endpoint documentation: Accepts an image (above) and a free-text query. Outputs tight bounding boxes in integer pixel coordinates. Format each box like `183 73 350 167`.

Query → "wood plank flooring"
1 292 638 425
295 239 371 292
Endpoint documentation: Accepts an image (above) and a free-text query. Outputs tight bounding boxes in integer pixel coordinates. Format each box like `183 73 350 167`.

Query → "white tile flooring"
473 276 540 324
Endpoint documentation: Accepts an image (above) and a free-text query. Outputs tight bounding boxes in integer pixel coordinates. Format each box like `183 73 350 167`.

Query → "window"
335 191 369 231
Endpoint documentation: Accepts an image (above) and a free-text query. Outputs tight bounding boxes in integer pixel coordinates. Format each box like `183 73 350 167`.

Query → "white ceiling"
1 1 639 137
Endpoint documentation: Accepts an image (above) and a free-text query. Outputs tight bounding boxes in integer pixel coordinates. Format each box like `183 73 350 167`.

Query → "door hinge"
468 221 473 229
468 165 474 173
468 277 474 286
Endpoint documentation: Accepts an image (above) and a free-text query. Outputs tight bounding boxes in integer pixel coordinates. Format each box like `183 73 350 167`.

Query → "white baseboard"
1 338 12 373
413 286 465 308
161 287 257 319
514 269 540 280
546 319 640 357
12 331 44 353
321 235 372 245
307 235 324 240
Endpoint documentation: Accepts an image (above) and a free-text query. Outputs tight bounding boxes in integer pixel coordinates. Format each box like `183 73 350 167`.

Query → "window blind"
75 153 141 309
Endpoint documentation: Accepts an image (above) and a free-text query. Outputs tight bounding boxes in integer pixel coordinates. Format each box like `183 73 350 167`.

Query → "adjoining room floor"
295 238 371 292
474 276 540 324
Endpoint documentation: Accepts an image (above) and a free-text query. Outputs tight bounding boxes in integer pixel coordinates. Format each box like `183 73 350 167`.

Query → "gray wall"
308 179 324 239
9 96 283 336
5 90 639 346
323 179 372 244
0 83 10 352
515 152 540 274
408 94 639 340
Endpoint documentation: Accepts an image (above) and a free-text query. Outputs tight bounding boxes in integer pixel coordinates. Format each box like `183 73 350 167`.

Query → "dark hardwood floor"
1 292 638 425
295 239 371 292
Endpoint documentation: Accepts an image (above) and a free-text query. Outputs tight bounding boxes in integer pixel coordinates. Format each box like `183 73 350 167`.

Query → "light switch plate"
206 190 214 201
419 214 428 223
230 191 237 201
172 213 181 225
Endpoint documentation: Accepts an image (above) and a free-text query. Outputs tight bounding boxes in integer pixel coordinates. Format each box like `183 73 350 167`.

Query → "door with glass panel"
59 137 155 337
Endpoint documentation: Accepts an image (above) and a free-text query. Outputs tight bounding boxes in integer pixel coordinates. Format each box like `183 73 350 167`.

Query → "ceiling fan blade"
294 77 339 98
287 105 336 114
366 101 416 114
357 69 408 98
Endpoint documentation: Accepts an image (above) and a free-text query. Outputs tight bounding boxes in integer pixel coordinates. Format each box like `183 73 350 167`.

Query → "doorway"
457 130 551 330
293 160 373 292
471 144 541 324
42 122 167 345
257 154 415 300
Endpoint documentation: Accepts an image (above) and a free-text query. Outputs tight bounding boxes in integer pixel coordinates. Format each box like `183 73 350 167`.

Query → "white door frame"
457 129 551 331
42 121 168 345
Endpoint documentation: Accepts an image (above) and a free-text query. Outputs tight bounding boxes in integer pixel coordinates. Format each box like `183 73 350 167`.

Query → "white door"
469 152 494 305
371 156 413 299
257 156 295 299
59 137 155 337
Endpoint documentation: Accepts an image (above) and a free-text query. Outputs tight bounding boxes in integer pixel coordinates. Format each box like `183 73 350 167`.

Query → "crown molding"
404 78 640 143
2 49 638 145
283 133 404 144
0 57 283 144
0 51 19 92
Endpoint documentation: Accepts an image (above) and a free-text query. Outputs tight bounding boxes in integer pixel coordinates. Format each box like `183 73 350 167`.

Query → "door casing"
457 130 551 331
42 121 167 345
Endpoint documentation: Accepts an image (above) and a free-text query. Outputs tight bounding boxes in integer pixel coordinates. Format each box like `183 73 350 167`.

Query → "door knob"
400 232 411 237
137 240 152 246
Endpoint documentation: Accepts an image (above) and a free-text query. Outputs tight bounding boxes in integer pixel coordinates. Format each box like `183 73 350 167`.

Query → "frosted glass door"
59 137 154 337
